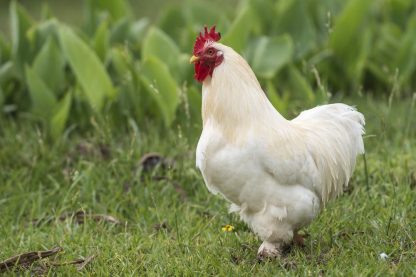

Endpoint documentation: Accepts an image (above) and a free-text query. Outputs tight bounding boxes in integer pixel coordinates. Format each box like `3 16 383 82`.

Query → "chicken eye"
207 48 214 55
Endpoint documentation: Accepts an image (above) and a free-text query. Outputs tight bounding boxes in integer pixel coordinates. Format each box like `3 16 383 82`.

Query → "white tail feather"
293 104 365 203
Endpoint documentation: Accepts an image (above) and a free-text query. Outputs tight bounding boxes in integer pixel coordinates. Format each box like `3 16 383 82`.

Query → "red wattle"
194 62 212 83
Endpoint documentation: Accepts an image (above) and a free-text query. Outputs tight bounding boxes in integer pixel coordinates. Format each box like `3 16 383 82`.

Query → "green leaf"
186 86 202 123
0 62 14 85
249 0 277 33
274 0 317 59
394 15 416 86
33 37 66 93
308 0 345 35
248 35 293 79
140 56 179 127
286 66 315 103
266 80 288 115
10 1 34 77
31 19 60 52
0 31 10 64
109 18 130 44
25 65 57 118
93 19 110 61
85 0 131 35
59 25 115 111
87 0 132 21
110 46 131 77
176 53 194 83
330 0 372 50
223 7 255 53
142 27 180 70
50 92 72 140
127 18 149 47
329 0 373 82
110 47 144 121
158 6 187 47
40 3 53 21
186 0 228 29
0 86 4 109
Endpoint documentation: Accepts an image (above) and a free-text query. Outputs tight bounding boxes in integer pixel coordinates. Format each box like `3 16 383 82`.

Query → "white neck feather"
201 43 286 134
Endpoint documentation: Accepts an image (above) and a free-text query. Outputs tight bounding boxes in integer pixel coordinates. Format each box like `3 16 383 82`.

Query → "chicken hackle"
190 26 365 259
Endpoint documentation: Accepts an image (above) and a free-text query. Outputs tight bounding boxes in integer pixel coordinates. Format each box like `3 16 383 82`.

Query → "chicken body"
195 43 365 258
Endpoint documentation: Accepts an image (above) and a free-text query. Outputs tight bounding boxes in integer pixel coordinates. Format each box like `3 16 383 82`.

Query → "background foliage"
0 1 415 275
0 0 415 139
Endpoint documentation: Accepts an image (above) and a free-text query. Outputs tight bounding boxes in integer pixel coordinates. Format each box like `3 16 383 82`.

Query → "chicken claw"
257 241 282 261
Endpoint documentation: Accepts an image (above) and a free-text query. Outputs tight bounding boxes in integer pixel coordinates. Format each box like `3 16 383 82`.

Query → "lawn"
0 95 415 276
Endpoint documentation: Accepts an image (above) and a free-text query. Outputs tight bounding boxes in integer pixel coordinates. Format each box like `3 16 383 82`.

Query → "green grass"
0 95 415 276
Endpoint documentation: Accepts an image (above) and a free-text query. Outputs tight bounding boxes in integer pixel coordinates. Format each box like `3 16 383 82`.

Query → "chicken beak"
189 55 199 64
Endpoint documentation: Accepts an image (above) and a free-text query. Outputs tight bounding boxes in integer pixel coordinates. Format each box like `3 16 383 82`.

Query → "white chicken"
190 26 365 259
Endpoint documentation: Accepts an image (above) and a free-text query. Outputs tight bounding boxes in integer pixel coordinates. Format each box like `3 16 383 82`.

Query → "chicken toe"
257 241 282 261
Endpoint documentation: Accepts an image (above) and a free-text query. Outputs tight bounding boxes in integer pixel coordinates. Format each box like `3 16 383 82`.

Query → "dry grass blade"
60 210 122 225
50 254 96 271
75 255 96 271
90 214 121 224
49 258 84 266
0 246 62 273
31 215 55 227
32 211 124 226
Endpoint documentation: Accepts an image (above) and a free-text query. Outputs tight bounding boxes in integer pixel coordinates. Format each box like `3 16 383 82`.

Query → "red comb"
193 26 221 55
